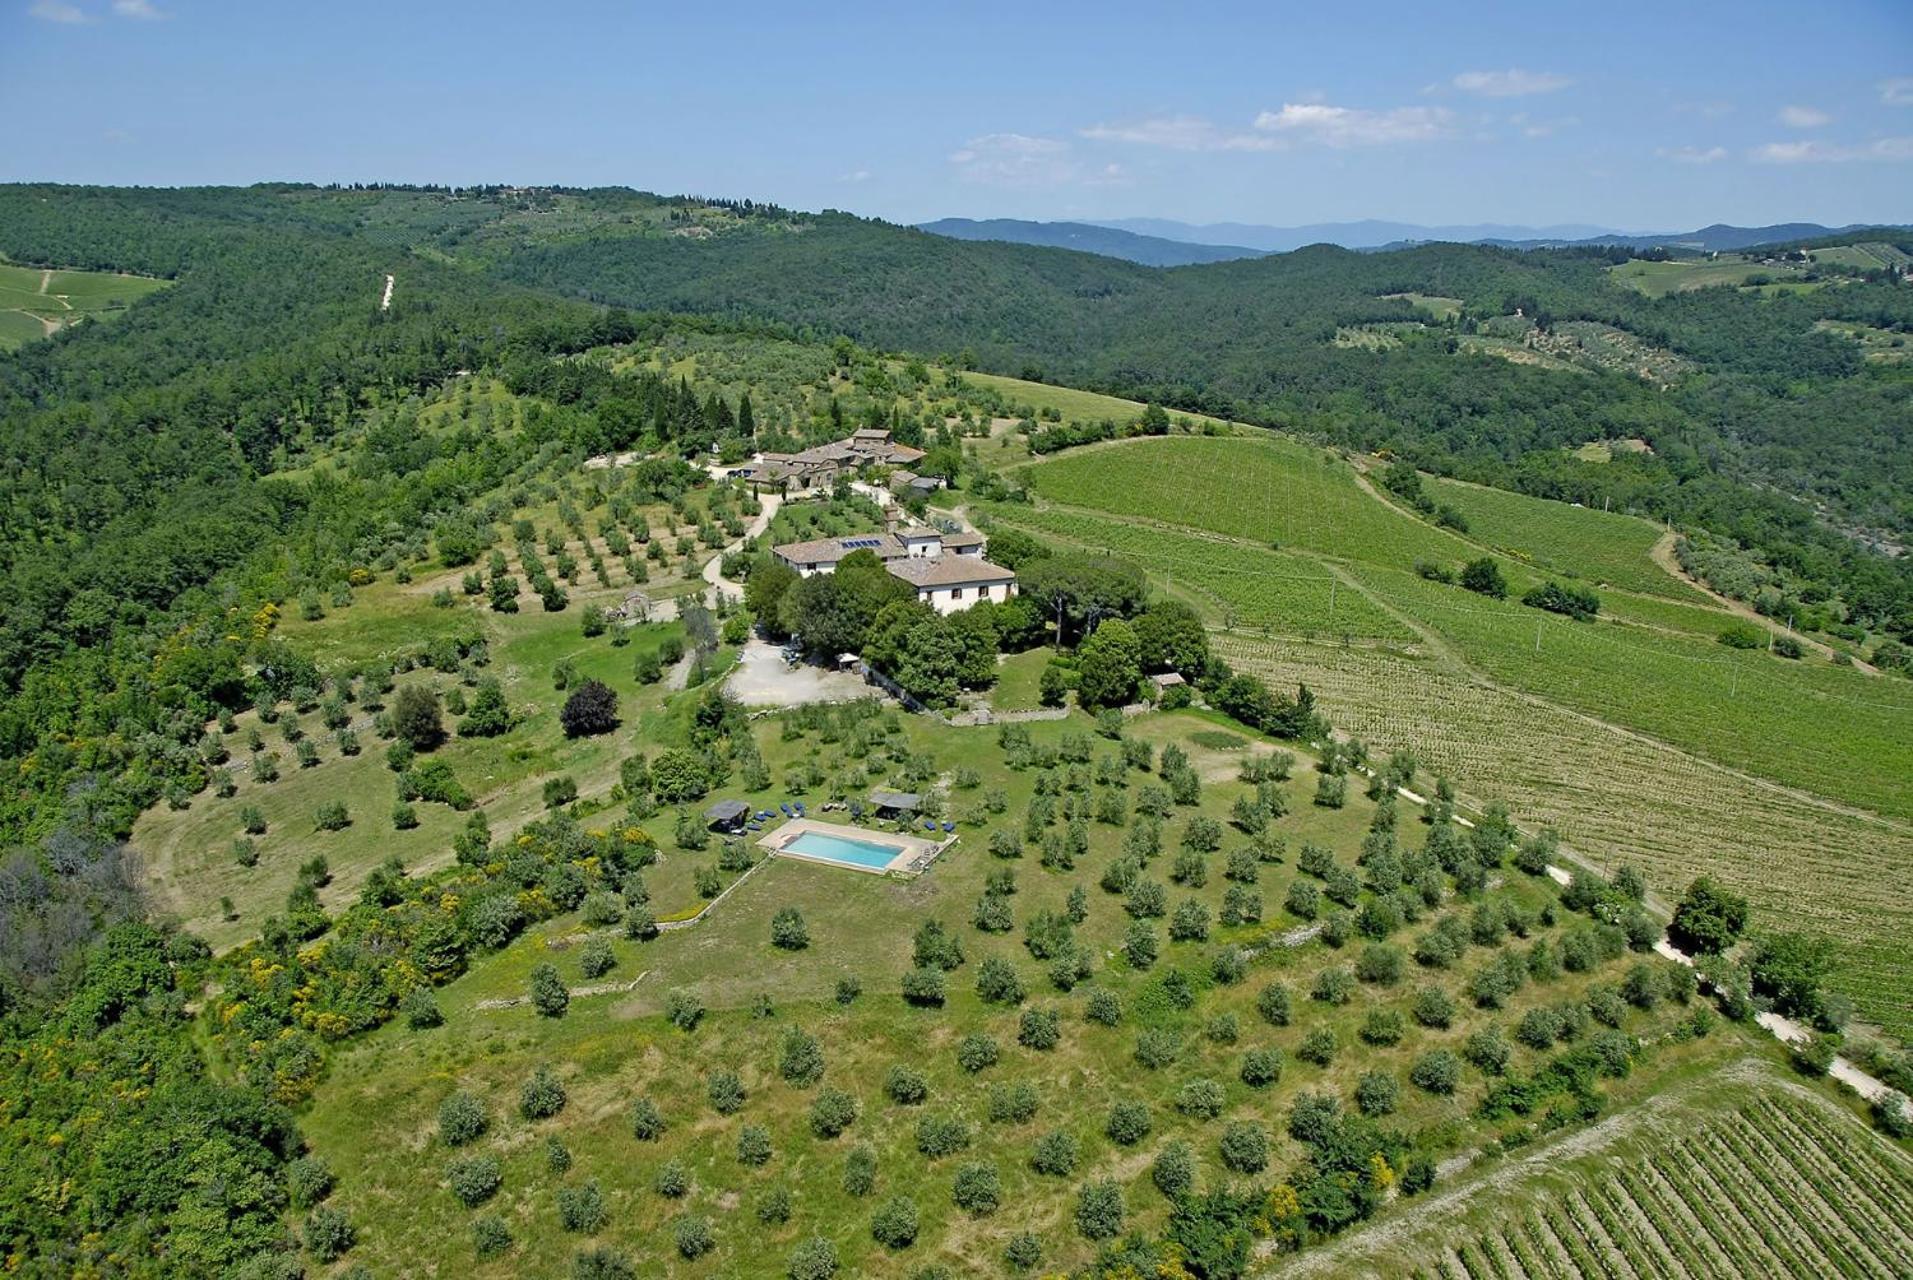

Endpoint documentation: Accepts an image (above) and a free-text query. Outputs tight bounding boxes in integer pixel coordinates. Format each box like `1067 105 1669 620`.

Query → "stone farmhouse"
728 427 926 494
772 521 1016 615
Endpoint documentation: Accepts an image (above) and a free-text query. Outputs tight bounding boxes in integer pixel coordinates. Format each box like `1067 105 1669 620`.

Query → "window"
951 588 965 600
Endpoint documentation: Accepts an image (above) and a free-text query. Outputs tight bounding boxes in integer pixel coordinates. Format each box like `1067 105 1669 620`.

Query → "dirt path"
380 274 394 311
701 492 780 603
1649 532 1876 674
37 269 52 295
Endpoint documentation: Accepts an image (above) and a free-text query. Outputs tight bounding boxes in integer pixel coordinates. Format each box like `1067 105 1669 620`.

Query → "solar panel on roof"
843 538 880 548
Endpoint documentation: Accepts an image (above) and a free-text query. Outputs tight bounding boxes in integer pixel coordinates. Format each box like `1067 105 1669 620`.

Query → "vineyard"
983 504 1414 642
1213 631 1913 1041
1418 475 1704 602
1344 562 1913 822
1020 435 1482 573
1275 1064 1913 1279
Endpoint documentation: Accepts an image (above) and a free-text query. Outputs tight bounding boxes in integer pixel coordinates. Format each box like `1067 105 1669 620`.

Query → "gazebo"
869 789 921 820
704 799 751 832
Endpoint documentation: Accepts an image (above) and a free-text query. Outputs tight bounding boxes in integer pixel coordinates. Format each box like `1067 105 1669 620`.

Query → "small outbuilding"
1149 672 1187 690
869 789 921 819
704 799 751 832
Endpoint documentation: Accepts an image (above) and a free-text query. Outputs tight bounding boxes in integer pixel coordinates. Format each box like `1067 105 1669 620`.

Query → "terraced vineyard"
1277 1065 1913 1279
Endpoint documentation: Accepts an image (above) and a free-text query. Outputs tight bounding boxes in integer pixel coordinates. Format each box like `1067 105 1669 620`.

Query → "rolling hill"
918 217 1266 266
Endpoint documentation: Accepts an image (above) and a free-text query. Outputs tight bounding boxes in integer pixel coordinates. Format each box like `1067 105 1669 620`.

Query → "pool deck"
757 817 953 876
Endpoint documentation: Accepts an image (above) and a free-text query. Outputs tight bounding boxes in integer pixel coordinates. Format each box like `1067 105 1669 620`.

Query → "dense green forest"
0 182 1908 1273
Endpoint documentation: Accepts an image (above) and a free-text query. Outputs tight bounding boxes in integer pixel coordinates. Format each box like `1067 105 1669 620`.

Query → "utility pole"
1328 579 1337 624
1534 619 1543 653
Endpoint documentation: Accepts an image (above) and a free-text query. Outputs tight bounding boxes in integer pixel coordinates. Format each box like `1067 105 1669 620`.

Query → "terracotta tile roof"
886 557 1018 588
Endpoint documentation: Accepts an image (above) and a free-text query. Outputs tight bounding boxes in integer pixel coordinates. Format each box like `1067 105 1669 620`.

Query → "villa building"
771 522 1015 615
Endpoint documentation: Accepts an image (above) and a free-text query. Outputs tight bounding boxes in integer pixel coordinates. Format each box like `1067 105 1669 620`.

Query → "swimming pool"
780 829 909 872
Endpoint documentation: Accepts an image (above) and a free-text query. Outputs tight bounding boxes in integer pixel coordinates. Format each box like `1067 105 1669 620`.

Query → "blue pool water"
782 830 905 870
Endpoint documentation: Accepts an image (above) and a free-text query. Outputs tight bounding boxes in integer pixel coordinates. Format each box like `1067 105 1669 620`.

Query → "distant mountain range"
916 218 1263 266
918 216 1909 265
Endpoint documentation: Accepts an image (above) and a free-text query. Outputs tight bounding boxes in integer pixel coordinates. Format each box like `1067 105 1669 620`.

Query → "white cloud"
1079 115 1278 152
1882 78 1913 107
1252 102 1452 147
838 169 870 184
113 0 165 16
948 133 1082 187
29 0 90 22
1751 136 1913 163
1657 145 1728 165
1453 69 1571 98
1778 104 1831 128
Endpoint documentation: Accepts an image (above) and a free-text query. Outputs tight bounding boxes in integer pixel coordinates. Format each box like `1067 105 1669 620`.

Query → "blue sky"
5 0 1910 230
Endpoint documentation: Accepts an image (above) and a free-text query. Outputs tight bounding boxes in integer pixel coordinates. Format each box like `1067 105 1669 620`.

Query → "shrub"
788 1236 839 1280
304 1206 355 1261
1135 1028 1181 1069
449 1154 502 1206
665 989 704 1031
1297 1028 1338 1066
884 1066 929 1106
988 1081 1040 1124
771 906 810 950
1218 1121 1271 1173
392 684 445 749
1086 988 1123 1025
286 1155 334 1209
976 956 1026 1005
757 1188 794 1225
472 1215 512 1259
1106 1101 1152 1145
630 1098 665 1141
1076 1178 1126 1240
1017 1007 1060 1050
439 1092 488 1146
1411 1049 1461 1094
315 800 350 831
674 1215 714 1260
779 1026 825 1086
956 1034 1000 1073
1256 981 1292 1026
1151 1140 1194 1198
654 1160 689 1198
737 1124 774 1166
530 963 570 1017
1464 1027 1512 1075
578 937 616 979
520 1066 567 1119
708 1069 746 1114
1240 1047 1283 1088
1355 1071 1400 1117
842 1145 877 1197
1312 966 1355 1005
573 1247 633 1279
1029 1128 1080 1176
901 966 947 1007
1360 1008 1406 1046
1005 1231 1043 1272
870 1196 920 1249
952 1162 1002 1215
1175 1078 1226 1119
915 1113 972 1158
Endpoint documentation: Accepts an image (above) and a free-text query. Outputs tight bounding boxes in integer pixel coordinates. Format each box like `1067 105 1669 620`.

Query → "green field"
1384 292 1463 321
1606 256 1796 297
1810 242 1912 271
0 259 171 349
